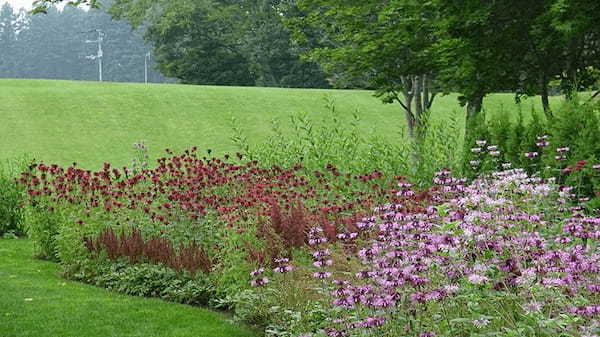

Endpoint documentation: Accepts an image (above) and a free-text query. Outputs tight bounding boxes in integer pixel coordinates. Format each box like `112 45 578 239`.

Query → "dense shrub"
464 105 549 178
17 100 600 336
540 99 600 207
465 100 600 209
0 156 29 237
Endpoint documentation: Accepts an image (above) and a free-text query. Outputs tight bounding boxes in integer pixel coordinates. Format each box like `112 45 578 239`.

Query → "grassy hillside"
0 79 564 169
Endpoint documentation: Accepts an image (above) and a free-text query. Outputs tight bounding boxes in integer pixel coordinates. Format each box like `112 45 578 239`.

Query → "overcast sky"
2 0 70 10
2 0 33 10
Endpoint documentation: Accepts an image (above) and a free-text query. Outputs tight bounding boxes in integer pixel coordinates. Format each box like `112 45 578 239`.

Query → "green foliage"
0 156 29 236
109 0 329 87
76 258 214 306
209 226 257 304
541 99 600 199
465 99 600 208
288 0 440 89
231 97 463 186
24 202 68 261
464 104 550 178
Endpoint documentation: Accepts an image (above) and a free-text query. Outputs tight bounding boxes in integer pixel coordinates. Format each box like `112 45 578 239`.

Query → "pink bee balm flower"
313 271 332 279
250 277 269 287
467 274 489 284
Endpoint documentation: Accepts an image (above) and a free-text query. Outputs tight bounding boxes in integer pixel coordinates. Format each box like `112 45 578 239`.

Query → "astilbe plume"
84 228 212 275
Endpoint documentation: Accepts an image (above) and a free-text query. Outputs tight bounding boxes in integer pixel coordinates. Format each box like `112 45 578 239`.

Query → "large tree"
108 0 329 87
548 0 600 100
287 0 441 140
437 0 600 116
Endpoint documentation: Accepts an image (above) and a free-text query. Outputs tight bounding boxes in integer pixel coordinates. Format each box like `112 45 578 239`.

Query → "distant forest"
0 2 171 83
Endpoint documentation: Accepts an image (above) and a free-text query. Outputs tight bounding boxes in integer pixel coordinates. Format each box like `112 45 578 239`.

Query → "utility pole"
85 29 105 82
144 51 151 84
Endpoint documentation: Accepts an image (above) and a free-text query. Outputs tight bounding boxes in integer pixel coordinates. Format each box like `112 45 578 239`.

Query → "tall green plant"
230 97 464 187
0 156 30 236
541 99 600 205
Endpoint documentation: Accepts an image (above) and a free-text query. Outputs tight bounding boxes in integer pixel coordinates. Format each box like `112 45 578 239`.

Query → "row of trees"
288 0 600 139
0 2 169 82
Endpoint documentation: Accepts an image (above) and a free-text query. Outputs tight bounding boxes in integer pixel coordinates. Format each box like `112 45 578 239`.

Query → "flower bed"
18 147 600 336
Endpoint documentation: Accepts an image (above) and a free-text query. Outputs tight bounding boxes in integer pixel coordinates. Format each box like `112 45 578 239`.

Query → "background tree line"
0 1 170 82
1 0 332 88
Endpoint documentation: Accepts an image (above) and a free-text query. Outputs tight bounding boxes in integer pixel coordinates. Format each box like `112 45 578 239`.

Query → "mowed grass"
0 79 565 169
0 239 259 337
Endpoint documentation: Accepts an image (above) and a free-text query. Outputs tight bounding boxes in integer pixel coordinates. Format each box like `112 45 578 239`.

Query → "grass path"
0 239 258 337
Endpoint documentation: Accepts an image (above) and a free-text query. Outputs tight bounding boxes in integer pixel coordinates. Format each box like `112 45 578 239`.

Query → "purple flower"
250 277 269 287
420 333 437 337
313 259 333 267
522 301 542 313
250 268 264 277
467 274 489 284
273 265 295 273
473 318 490 328
274 257 289 264
313 271 332 279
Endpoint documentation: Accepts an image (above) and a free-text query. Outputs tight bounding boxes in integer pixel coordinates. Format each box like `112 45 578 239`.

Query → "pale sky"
2 0 34 10
2 0 70 10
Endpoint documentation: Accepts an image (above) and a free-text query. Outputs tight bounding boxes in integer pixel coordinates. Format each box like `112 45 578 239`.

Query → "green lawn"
0 239 258 337
0 79 566 169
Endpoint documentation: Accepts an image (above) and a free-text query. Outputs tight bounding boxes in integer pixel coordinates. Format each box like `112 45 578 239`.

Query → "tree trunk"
466 94 483 119
541 75 551 118
394 74 439 171
413 75 423 128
